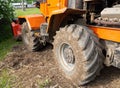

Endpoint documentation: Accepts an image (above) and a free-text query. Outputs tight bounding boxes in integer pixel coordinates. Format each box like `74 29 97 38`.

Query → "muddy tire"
53 24 104 86
22 22 43 51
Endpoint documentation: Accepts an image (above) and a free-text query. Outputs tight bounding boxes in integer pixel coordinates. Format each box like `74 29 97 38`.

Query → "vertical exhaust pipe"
68 0 83 9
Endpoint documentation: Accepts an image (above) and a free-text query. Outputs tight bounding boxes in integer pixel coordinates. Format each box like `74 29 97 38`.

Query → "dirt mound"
1 44 120 88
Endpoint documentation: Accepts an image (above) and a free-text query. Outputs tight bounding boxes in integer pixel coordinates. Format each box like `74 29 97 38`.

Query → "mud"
0 44 120 88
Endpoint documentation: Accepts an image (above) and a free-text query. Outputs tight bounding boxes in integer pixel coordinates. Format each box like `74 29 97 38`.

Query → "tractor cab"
40 0 83 17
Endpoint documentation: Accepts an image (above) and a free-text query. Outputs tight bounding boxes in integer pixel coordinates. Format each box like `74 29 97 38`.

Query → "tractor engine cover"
94 5 120 26
101 5 120 19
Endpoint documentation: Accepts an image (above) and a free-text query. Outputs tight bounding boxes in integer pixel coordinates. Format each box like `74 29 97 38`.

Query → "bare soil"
0 43 120 88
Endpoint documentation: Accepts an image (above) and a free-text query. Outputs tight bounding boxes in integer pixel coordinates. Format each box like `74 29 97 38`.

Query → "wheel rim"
59 43 75 72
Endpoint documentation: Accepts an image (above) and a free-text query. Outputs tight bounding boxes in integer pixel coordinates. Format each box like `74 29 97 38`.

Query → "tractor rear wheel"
22 22 43 51
53 24 104 86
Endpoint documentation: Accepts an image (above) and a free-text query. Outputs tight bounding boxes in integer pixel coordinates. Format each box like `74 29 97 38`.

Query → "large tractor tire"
53 24 104 86
22 22 43 51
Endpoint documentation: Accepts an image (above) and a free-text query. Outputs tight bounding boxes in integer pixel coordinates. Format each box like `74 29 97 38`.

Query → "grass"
0 24 20 60
0 24 12 60
0 38 20 60
0 69 14 88
15 8 40 17
38 79 51 88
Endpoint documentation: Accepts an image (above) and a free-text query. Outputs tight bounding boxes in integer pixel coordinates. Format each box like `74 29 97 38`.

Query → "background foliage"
0 0 15 59
12 0 35 4
0 0 14 23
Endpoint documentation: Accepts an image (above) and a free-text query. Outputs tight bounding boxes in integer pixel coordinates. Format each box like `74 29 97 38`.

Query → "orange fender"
11 22 21 38
47 8 86 39
18 14 46 30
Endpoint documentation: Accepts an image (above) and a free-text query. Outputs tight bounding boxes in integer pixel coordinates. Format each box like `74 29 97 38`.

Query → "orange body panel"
40 0 67 18
47 8 86 33
11 22 21 37
89 25 120 42
18 14 46 30
40 2 49 16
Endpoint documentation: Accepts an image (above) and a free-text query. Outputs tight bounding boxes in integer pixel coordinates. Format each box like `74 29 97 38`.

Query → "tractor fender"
47 8 86 40
11 21 21 40
18 14 46 30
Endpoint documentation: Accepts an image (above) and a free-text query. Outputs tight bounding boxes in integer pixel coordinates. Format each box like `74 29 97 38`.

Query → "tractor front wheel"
22 22 44 51
53 24 104 86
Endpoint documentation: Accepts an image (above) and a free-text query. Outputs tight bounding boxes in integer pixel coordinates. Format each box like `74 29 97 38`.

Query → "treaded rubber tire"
53 24 104 86
22 22 43 51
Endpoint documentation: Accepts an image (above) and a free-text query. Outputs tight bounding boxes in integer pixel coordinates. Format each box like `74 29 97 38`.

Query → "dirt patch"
0 44 120 88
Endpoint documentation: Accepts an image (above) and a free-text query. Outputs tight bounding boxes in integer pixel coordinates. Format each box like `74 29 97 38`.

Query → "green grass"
0 38 20 60
0 69 14 88
38 79 51 88
0 24 19 60
15 8 40 17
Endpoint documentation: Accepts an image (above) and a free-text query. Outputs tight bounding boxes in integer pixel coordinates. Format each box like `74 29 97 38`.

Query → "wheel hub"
64 47 74 64
59 43 75 71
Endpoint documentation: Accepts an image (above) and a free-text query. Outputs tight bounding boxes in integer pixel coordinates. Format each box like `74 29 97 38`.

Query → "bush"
0 0 14 23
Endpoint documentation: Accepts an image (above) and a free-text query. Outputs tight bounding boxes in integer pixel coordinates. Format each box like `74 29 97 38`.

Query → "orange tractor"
12 0 120 86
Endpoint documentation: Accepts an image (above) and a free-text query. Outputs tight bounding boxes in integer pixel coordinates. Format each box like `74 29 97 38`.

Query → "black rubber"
53 24 104 86
22 22 43 51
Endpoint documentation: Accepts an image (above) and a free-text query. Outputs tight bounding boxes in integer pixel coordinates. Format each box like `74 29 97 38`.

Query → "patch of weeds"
39 79 51 88
0 69 14 88
0 38 21 60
